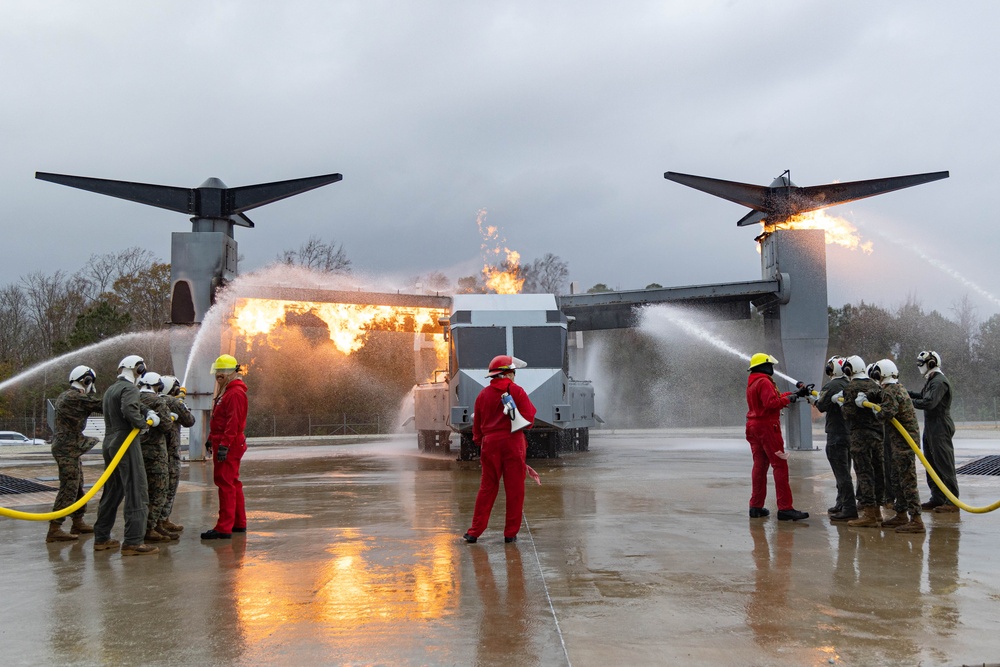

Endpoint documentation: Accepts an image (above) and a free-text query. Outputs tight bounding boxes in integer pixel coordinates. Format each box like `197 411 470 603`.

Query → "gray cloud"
2 1 996 319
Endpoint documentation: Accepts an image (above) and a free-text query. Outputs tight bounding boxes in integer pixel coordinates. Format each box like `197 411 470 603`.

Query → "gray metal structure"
663 169 949 449
35 171 342 459
664 169 949 227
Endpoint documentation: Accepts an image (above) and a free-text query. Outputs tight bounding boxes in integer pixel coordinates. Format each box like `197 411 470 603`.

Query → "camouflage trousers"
162 439 181 519
849 428 884 508
888 433 922 515
141 441 169 531
51 453 89 523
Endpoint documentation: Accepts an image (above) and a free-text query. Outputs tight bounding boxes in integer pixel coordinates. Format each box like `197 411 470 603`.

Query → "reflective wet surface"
3 431 1000 666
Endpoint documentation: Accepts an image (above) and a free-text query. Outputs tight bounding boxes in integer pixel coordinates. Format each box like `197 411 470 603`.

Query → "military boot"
895 513 926 534
144 529 171 543
161 518 184 532
881 510 908 528
155 521 179 541
70 516 94 535
46 522 78 543
847 505 882 528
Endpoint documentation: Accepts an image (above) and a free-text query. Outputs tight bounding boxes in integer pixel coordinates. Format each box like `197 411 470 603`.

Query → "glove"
832 391 844 405
169 412 178 422
794 382 812 398
216 446 229 462
787 394 798 403
146 410 160 427
204 440 212 455
855 391 868 408
775 449 789 460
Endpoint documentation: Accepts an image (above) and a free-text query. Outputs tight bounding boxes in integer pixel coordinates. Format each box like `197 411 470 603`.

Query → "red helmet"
486 355 526 377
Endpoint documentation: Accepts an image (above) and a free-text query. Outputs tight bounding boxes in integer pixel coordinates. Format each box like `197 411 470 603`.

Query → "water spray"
639 306 811 388
863 225 1000 308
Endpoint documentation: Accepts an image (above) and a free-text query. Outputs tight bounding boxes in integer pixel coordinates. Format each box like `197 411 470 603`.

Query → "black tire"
580 427 590 451
437 430 452 453
417 430 430 451
459 433 479 461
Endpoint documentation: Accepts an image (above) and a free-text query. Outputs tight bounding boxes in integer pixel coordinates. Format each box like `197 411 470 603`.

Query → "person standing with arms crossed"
463 355 538 544
46 365 103 543
745 353 810 521
201 355 249 540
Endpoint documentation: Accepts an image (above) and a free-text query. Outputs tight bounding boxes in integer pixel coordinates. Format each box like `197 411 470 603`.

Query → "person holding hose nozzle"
201 354 249 540
816 356 857 522
909 350 960 513
745 353 809 521
93 355 160 556
463 355 538 543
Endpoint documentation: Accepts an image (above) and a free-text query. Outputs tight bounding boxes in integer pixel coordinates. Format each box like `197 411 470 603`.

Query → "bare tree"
521 253 569 295
0 284 33 367
20 271 87 357
279 236 351 274
76 247 159 303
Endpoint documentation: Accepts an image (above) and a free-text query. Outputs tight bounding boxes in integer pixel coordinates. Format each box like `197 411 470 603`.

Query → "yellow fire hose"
0 426 142 521
860 401 1000 514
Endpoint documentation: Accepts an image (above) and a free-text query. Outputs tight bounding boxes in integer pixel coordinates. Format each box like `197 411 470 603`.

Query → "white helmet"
871 359 899 385
842 355 868 379
916 350 941 377
117 355 146 384
825 356 846 378
137 371 164 394
69 365 97 394
160 375 179 396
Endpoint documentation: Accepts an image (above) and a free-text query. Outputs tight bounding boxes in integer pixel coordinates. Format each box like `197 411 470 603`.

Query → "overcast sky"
3 2 997 321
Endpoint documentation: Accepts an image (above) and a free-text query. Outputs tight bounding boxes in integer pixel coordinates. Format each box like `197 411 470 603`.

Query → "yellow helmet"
748 353 779 371
211 354 240 374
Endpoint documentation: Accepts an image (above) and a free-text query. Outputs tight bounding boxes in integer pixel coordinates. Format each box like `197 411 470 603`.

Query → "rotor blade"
736 209 768 227
794 171 949 213
36 172 193 214
229 173 343 213
664 172 771 211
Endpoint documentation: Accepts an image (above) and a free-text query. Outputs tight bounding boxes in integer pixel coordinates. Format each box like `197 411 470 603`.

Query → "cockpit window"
454 327 506 369
513 327 565 369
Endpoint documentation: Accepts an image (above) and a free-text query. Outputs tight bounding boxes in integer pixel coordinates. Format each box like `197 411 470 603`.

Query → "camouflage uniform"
50 389 103 523
138 392 174 532
840 378 885 508
162 395 195 520
877 382 922 515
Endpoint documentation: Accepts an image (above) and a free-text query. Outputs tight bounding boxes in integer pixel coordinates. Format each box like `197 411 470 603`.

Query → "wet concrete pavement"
2 430 1000 666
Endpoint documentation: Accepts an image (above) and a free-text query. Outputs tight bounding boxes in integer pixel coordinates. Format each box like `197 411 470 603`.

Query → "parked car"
0 431 47 446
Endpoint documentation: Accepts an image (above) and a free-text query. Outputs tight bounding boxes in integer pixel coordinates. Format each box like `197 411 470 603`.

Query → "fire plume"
764 210 874 253
477 208 524 294
232 298 448 355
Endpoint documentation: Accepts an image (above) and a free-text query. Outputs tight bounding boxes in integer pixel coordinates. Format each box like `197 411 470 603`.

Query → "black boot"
830 507 859 522
777 509 809 521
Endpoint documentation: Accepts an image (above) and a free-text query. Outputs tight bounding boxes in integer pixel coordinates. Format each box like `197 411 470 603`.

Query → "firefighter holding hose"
45 365 103 543
463 355 537 544
745 353 809 521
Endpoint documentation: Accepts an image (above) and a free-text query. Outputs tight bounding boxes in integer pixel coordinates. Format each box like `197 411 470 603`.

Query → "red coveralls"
210 377 248 533
467 376 538 540
745 372 795 511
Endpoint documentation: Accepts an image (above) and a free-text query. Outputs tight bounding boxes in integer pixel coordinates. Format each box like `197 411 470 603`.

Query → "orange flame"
763 210 874 253
231 298 448 356
477 208 524 294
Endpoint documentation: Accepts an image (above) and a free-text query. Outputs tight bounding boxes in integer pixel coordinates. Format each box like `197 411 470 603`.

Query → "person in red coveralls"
745 353 810 522
463 355 538 544
201 354 249 540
